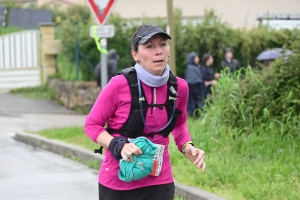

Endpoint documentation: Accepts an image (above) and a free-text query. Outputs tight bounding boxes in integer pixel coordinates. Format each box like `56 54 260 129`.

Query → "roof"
257 13 300 20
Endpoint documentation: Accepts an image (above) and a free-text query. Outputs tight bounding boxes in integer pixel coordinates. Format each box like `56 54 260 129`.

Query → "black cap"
225 47 233 53
132 25 171 50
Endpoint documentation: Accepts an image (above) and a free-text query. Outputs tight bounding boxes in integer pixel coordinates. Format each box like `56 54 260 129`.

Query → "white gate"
0 30 41 89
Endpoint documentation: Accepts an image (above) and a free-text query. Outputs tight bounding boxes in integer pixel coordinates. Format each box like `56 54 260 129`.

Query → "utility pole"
167 0 176 75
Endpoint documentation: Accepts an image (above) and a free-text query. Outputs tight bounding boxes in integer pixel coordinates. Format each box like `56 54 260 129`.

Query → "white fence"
0 30 41 89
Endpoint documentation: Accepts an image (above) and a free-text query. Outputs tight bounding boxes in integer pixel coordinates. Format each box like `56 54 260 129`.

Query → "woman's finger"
121 144 132 161
193 150 205 165
123 152 133 162
200 161 206 172
193 154 204 165
194 153 204 166
196 156 205 168
130 144 143 155
194 155 204 167
121 143 142 161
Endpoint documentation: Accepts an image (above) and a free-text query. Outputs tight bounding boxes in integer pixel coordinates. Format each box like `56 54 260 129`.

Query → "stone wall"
48 79 99 109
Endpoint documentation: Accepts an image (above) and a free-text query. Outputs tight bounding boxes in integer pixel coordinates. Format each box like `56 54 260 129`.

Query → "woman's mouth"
153 60 164 63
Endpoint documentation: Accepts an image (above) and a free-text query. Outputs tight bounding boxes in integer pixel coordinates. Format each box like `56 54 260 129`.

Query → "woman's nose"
154 45 162 55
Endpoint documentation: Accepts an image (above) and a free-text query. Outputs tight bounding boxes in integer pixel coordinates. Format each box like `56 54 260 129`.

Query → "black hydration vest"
106 67 182 138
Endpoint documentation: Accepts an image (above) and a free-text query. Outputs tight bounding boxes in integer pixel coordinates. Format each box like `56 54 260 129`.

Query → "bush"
204 33 300 137
0 26 22 35
178 37 300 199
59 6 97 81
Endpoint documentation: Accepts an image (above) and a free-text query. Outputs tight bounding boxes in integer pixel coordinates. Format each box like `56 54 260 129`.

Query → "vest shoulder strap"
118 67 142 110
117 67 135 75
168 72 177 86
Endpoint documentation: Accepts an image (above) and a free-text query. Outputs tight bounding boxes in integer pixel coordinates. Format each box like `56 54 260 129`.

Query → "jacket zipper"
151 88 156 115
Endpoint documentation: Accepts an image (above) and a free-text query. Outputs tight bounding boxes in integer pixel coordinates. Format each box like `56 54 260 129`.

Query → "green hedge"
206 30 300 136
57 6 298 80
0 26 22 35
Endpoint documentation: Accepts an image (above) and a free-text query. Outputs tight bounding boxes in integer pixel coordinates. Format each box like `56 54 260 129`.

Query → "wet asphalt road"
0 92 98 200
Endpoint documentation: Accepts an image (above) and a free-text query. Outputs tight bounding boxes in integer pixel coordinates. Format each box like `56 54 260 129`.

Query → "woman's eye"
146 45 152 48
161 43 167 46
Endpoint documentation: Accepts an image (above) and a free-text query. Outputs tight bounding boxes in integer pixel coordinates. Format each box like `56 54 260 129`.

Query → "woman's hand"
204 80 217 87
184 144 206 172
121 143 143 162
214 73 221 79
204 81 209 87
211 80 217 86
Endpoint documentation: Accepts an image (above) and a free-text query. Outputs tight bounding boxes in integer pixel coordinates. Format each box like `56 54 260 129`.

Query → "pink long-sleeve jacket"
84 74 192 190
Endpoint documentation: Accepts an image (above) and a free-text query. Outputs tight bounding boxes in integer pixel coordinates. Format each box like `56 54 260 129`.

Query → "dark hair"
131 24 152 52
202 53 212 65
225 47 233 53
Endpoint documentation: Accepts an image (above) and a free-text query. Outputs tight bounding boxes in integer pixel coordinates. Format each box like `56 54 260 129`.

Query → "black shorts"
98 182 175 200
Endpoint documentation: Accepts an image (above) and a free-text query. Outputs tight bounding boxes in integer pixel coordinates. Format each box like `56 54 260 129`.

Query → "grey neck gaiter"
134 63 170 87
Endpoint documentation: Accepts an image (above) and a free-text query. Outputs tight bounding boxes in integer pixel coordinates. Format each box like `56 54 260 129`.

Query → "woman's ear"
131 50 138 61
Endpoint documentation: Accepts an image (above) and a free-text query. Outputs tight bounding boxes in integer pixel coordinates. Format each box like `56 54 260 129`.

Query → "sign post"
100 39 107 88
86 0 117 88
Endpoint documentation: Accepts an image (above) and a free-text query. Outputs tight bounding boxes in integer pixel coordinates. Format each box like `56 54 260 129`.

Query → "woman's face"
132 34 170 76
207 56 214 66
194 56 200 65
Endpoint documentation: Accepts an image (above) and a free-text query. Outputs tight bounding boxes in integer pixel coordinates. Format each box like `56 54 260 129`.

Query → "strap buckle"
168 96 177 101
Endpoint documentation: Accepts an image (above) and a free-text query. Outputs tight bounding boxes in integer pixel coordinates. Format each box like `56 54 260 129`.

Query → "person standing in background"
94 49 119 92
184 52 204 116
107 49 119 80
218 47 241 76
201 53 218 101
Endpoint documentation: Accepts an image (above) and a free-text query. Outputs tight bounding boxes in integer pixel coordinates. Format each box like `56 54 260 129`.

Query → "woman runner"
84 24 206 200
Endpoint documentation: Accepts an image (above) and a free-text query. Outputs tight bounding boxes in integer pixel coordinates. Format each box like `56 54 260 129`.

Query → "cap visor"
138 32 171 44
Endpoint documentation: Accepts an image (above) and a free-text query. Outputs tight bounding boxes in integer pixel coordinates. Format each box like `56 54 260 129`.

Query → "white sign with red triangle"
86 0 118 25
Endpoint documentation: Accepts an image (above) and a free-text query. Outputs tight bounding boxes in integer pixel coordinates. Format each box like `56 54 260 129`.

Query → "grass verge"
31 120 300 200
10 84 56 100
